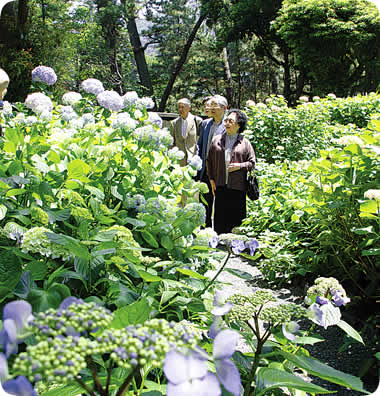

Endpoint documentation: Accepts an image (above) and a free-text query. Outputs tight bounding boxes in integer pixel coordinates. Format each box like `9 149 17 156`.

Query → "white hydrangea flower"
298 96 309 103
312 96 321 102
327 93 337 99
245 100 255 107
134 109 143 119
364 189 380 200
138 96 155 109
122 91 139 106
2 101 12 115
58 106 78 122
147 112 163 128
97 90 124 112
39 109 52 122
168 147 185 161
62 91 82 105
25 116 38 125
193 227 218 246
81 78 104 95
112 112 137 129
25 92 53 113
187 154 202 171
256 103 267 109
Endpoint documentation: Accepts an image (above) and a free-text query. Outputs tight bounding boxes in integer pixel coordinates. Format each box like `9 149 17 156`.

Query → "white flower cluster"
21 227 72 260
139 96 155 109
112 112 137 130
134 125 173 150
62 92 82 105
97 90 124 112
122 91 139 106
1 101 12 116
187 155 202 171
25 92 53 114
364 189 380 200
192 227 218 247
168 147 185 161
147 112 162 128
181 202 206 227
334 135 364 147
58 106 78 122
81 78 105 95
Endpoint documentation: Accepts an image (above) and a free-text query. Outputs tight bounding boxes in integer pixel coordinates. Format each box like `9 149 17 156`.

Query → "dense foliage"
0 72 376 395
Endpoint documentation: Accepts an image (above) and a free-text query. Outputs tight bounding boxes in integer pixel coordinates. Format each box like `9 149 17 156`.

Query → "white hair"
178 98 191 107
212 95 228 108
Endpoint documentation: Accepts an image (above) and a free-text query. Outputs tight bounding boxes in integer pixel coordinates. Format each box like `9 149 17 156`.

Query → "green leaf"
46 232 90 261
160 234 174 250
110 298 152 328
255 368 333 395
140 230 159 248
123 217 146 228
224 268 254 280
138 270 162 282
337 320 364 344
40 382 85 396
47 150 61 164
0 286 12 303
28 283 71 312
0 204 7 220
6 188 26 197
278 352 369 393
0 250 22 292
360 200 378 214
24 260 47 281
85 185 105 200
362 248 380 256
160 291 177 305
67 159 90 180
176 268 207 280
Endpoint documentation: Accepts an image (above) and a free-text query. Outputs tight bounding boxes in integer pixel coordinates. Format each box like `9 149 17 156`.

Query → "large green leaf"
28 283 71 312
278 352 369 393
0 204 7 220
0 250 22 292
176 268 207 280
140 230 159 248
138 270 162 282
24 260 47 281
109 298 152 328
46 232 90 261
255 368 333 395
337 320 364 344
67 159 90 180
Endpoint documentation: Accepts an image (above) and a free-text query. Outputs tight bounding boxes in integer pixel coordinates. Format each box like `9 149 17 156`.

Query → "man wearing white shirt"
170 98 202 166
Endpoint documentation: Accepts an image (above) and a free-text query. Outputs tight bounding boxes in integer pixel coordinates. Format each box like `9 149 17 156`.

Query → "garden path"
205 250 378 395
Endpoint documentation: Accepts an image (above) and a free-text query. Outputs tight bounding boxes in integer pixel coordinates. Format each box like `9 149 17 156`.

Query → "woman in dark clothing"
207 109 256 234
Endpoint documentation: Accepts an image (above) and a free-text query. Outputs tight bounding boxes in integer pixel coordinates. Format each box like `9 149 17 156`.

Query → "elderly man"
0 68 10 137
170 98 202 167
196 95 228 228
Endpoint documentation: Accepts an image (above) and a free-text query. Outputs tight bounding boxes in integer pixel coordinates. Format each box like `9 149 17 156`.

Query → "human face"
224 112 239 135
204 100 212 117
209 100 225 122
178 102 190 119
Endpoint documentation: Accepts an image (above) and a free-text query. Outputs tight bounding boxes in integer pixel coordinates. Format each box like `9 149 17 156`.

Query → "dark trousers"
214 186 246 234
200 173 213 228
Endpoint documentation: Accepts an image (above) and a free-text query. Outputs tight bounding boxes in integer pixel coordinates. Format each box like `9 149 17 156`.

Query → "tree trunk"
158 12 207 112
222 46 234 107
282 47 291 104
295 69 306 100
17 0 29 43
126 17 154 97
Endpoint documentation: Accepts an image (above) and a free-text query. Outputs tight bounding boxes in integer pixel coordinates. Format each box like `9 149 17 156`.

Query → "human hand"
228 163 241 172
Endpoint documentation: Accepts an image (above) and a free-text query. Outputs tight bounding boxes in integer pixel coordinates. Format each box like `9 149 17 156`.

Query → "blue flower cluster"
31 66 57 86
133 125 173 150
81 78 105 95
97 90 124 112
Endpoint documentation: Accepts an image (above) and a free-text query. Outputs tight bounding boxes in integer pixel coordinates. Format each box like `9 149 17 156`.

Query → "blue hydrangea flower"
211 290 233 316
0 301 33 357
245 238 259 256
81 78 105 95
164 349 221 396
213 329 241 396
25 92 53 113
230 239 246 255
2 375 37 396
168 147 185 161
316 296 329 305
97 90 124 112
58 296 84 310
31 66 57 85
112 112 137 129
208 316 223 340
139 96 155 109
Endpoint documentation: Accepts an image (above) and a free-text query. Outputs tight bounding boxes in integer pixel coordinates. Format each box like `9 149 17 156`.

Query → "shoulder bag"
247 172 259 201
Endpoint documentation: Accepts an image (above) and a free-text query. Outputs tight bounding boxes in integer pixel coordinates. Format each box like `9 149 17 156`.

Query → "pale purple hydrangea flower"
316 296 329 305
81 78 105 95
39 109 52 122
211 290 233 316
58 296 84 310
245 239 259 256
97 90 124 112
25 92 53 113
122 91 139 106
62 91 82 105
332 291 350 307
3 375 37 396
164 349 221 396
168 147 185 161
59 106 78 122
24 116 38 125
82 113 95 125
0 301 34 357
31 66 57 85
230 239 246 254
0 353 8 383
188 155 202 171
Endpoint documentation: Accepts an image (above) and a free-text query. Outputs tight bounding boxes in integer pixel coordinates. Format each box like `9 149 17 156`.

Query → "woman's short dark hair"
227 109 248 133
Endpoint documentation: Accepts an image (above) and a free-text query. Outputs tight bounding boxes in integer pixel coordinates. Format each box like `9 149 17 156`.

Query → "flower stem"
87 356 107 396
196 251 231 297
74 377 97 396
116 365 140 396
